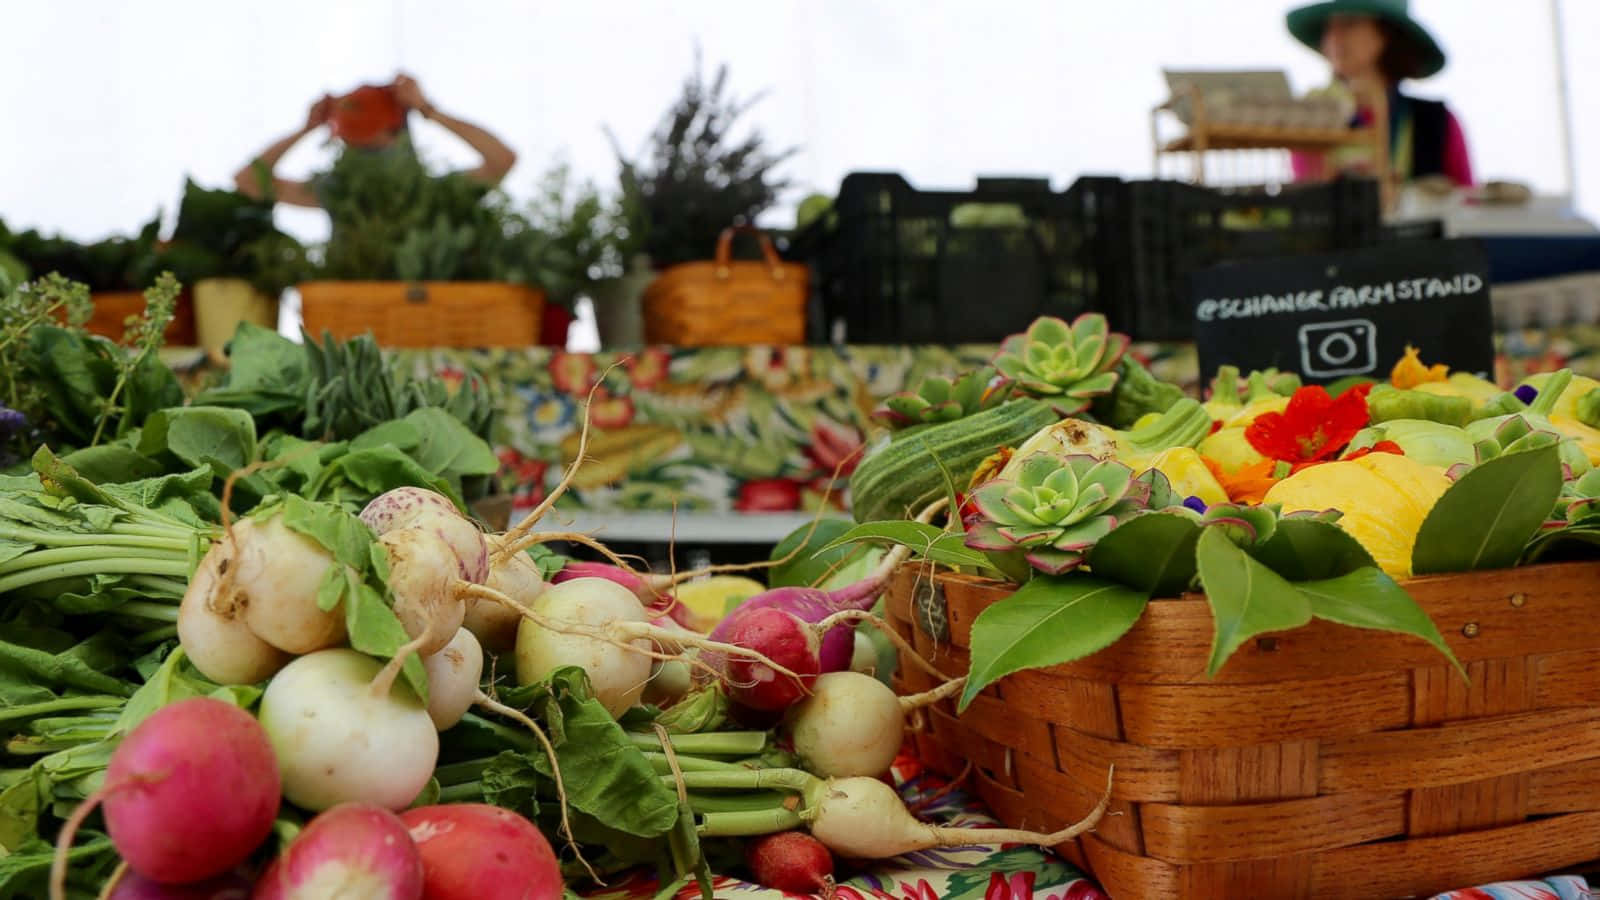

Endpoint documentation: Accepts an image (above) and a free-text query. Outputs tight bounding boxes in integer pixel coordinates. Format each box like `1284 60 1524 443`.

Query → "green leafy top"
991 314 1128 416
965 454 1146 576
873 366 1005 432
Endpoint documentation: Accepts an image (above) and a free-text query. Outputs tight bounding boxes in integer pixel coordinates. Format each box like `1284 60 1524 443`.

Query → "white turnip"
251 802 423 900
177 545 290 686
380 528 466 658
787 672 904 778
230 516 350 655
400 804 563 900
514 578 652 717
360 488 488 584
50 699 279 899
423 628 483 731
258 649 438 812
471 534 546 653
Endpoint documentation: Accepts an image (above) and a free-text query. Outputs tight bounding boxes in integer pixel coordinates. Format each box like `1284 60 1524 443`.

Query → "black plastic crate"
793 172 1126 344
1119 177 1381 340
1382 218 1447 242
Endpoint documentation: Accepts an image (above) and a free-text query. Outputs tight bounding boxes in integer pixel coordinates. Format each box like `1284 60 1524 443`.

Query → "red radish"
252 803 423 900
360 488 489 584
105 870 251 899
710 545 909 675
399 804 563 900
745 831 834 894
724 608 820 712
51 698 279 896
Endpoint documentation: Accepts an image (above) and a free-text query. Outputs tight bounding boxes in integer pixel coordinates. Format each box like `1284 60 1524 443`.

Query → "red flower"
548 350 597 395
805 418 865 478
626 347 672 390
588 387 635 429
987 871 1037 900
1245 385 1370 464
735 478 804 512
900 880 942 900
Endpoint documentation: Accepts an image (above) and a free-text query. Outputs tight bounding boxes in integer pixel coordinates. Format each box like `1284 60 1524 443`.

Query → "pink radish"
252 803 423 900
710 545 909 674
745 832 834 894
723 608 820 712
105 870 251 899
399 804 563 900
51 698 279 897
360 487 489 584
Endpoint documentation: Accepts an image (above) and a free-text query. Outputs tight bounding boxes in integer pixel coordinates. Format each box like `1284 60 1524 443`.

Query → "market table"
380 328 1600 532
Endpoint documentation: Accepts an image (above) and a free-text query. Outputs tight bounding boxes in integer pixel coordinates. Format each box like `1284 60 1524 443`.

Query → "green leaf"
769 519 880 590
137 407 259 478
523 543 568 583
0 639 132 698
481 750 543 818
1412 444 1563 573
1196 526 1312 677
1087 512 1199 595
820 521 989 569
57 445 162 484
1298 567 1464 678
1523 525 1600 564
1250 518 1376 581
114 646 203 735
310 446 463 510
528 668 678 838
0 835 117 897
960 575 1148 711
345 582 429 703
276 495 375 573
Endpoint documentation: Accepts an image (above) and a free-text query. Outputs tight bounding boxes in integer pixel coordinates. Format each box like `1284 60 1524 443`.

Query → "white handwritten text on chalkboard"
1196 273 1485 323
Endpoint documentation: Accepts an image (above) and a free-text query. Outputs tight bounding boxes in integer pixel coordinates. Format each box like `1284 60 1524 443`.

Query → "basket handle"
714 225 786 281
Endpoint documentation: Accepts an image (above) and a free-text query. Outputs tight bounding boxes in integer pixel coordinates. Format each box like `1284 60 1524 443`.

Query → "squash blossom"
1264 453 1451 578
1391 345 1449 389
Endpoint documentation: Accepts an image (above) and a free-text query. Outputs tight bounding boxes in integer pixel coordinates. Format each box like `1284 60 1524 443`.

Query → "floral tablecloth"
389 328 1600 519
578 747 1593 900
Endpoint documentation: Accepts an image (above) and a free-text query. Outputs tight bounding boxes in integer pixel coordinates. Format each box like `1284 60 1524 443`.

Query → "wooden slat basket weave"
298 281 543 348
885 562 1600 900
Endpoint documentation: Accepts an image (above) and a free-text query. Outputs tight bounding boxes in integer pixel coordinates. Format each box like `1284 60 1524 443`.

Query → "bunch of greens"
164 179 310 296
609 53 795 267
520 164 618 310
0 217 168 293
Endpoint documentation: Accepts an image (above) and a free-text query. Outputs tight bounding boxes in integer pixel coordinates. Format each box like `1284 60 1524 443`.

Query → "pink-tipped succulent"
963 453 1147 575
873 366 1007 431
992 314 1129 416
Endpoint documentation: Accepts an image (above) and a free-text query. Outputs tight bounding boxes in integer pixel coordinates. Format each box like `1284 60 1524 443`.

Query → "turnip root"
230 516 350 655
252 802 423 900
177 546 290 686
380 528 466 658
105 870 252 899
723 608 820 712
788 672 968 778
513 578 653 717
50 699 279 899
710 544 910 675
361 487 488 584
423 628 483 731
400 804 564 900
258 649 438 812
745 832 834 895
472 534 546 653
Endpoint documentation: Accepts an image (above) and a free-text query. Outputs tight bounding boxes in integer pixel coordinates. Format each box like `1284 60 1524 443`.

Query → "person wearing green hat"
1286 0 1473 187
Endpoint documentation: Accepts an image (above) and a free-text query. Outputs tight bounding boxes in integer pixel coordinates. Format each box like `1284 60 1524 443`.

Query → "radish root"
368 629 430 700
473 690 600 885
94 861 128 900
503 531 647 580
811 610 949 680
907 761 974 815
929 765 1114 848
496 371 614 563
898 676 967 712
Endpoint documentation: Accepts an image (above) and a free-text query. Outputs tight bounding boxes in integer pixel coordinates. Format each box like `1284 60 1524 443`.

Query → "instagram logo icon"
1297 319 1378 377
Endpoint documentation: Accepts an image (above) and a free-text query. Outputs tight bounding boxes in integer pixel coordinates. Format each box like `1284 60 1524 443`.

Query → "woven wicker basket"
84 291 198 346
298 281 543 348
886 562 1600 900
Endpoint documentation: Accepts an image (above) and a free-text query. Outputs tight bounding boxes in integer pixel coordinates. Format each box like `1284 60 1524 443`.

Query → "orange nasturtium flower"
1202 457 1283 505
1391 344 1450 389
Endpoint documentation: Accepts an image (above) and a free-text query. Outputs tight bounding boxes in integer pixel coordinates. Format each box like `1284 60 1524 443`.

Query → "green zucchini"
849 398 1059 522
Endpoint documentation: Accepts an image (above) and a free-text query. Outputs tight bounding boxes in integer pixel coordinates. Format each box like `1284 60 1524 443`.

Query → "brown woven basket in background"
642 226 807 346
886 563 1600 900
81 291 198 346
298 281 543 348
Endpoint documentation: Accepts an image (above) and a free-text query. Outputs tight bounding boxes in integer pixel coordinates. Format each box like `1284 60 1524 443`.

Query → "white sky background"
0 0 1594 246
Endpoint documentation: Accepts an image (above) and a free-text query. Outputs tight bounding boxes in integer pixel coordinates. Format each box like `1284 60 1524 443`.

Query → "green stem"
459 712 538 752
433 759 491 786
0 696 123 726
650 874 693 900
128 575 190 598
0 545 186 578
663 768 818 794
643 752 746 774
0 524 190 553
697 808 805 837
627 731 768 757
684 790 793 813
111 522 203 541
435 782 483 804
132 625 178 646
0 557 190 594
116 601 179 623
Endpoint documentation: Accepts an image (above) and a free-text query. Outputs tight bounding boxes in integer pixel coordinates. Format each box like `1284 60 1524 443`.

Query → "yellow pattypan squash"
1413 373 1502 406
1548 415 1600 466
1219 395 1290 429
1142 447 1229 506
1521 372 1600 421
1263 453 1451 578
1198 427 1267 473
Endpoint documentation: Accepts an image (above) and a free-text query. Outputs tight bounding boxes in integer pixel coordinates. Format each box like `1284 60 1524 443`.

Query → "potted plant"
602 52 795 344
298 136 550 348
519 164 620 346
165 179 309 354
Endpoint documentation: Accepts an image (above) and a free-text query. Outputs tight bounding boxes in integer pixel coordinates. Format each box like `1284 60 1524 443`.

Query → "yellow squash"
1139 447 1229 506
1263 453 1451 578
1548 415 1600 466
1521 372 1600 421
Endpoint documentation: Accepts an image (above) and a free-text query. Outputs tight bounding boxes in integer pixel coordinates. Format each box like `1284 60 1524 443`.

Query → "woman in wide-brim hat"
1287 0 1473 186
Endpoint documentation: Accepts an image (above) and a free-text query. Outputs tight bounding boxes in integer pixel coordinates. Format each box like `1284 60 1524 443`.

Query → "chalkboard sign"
1190 238 1493 385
